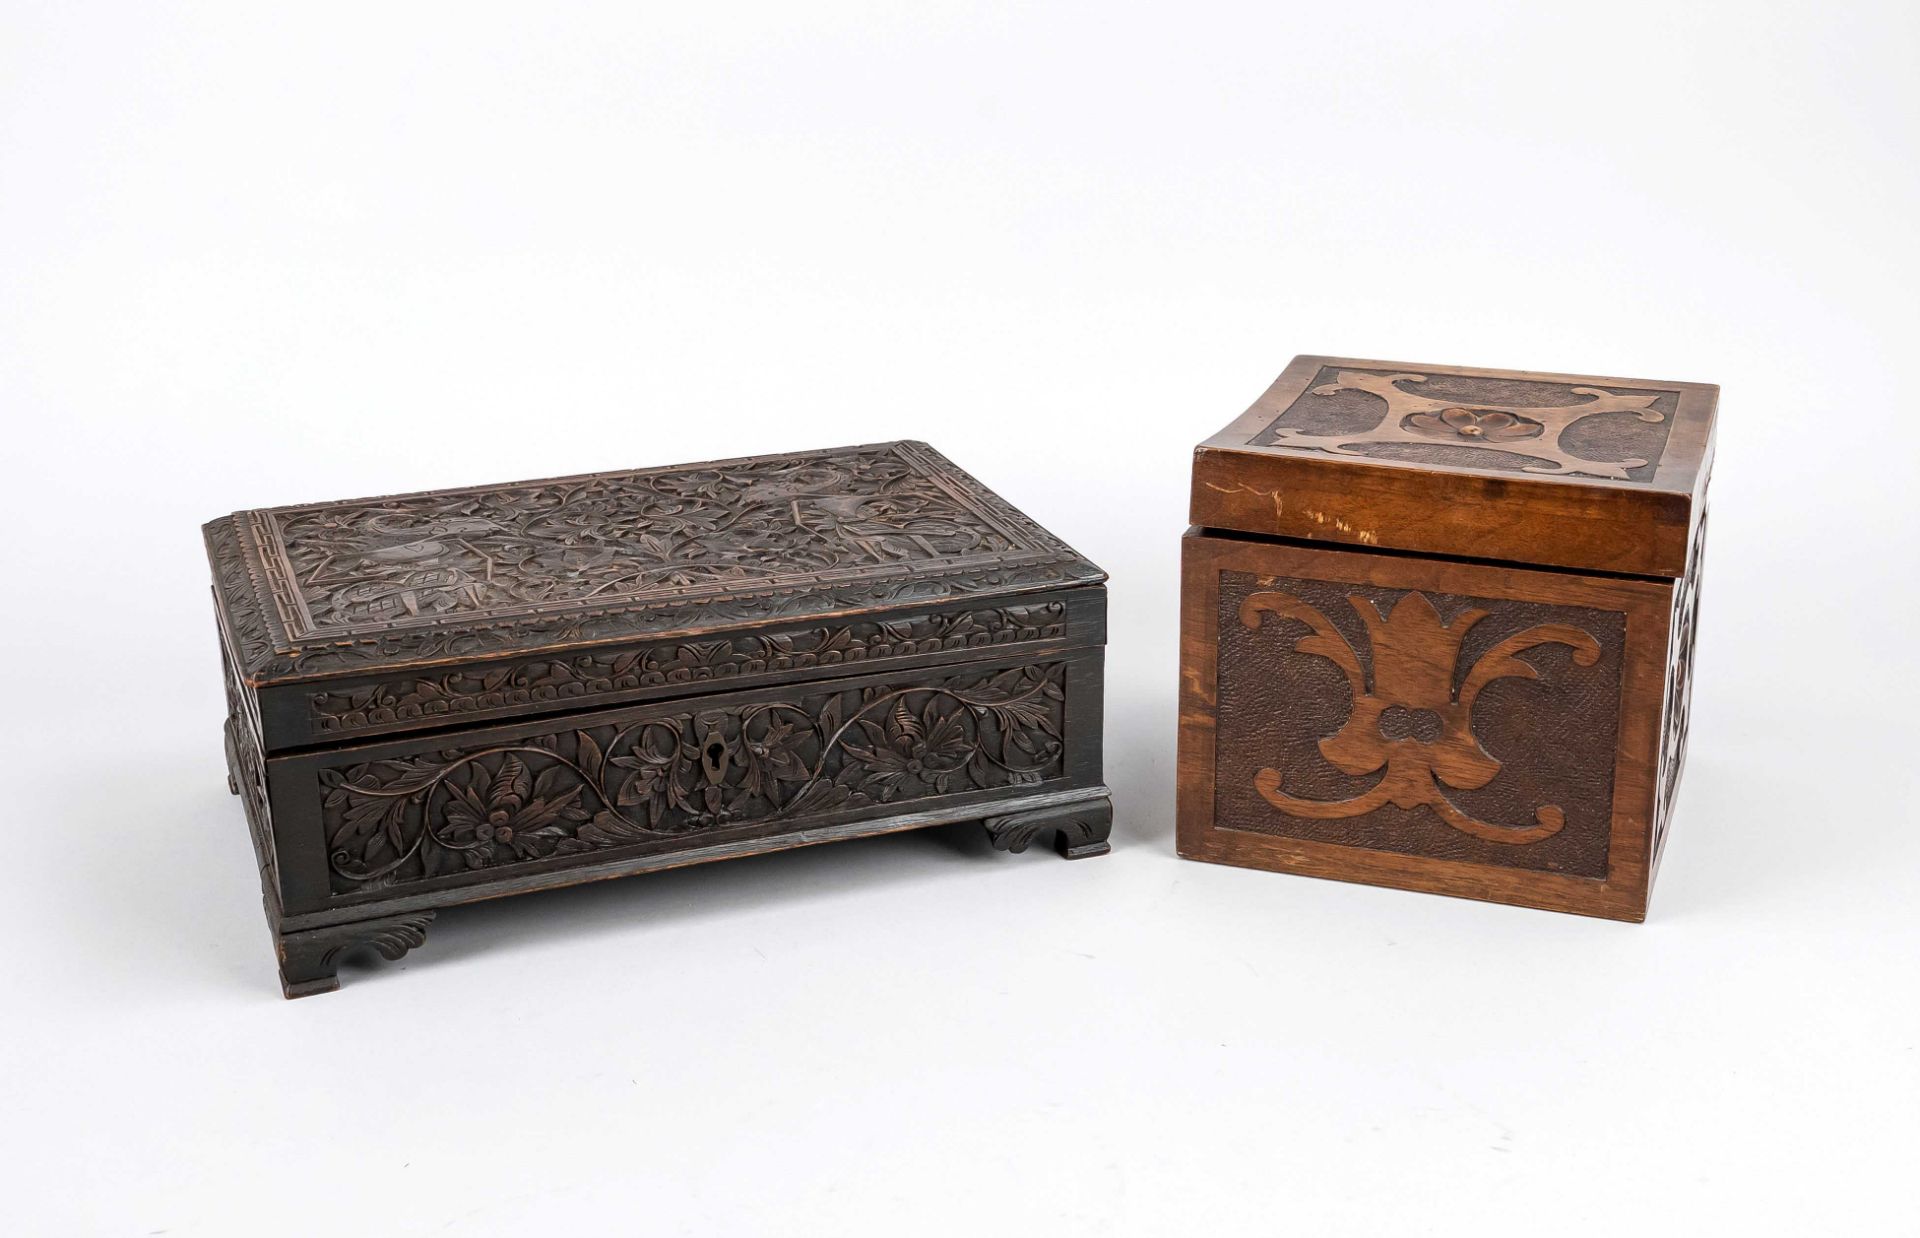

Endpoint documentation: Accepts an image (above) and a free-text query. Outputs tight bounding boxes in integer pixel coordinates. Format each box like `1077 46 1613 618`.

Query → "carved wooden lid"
208 441 1104 686
1192 355 1717 577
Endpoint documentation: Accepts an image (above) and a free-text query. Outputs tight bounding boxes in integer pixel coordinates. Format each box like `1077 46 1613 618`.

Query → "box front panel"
1178 533 1670 919
1215 567 1625 876
271 649 1103 916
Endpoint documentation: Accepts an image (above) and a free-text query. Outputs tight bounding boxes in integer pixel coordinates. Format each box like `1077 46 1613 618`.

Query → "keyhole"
702 736 728 779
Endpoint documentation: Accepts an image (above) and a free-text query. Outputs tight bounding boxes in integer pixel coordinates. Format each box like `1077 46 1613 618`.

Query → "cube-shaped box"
1177 357 1713 920
208 442 1110 996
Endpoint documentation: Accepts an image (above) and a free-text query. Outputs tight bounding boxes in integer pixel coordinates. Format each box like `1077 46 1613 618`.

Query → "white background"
3 2 1917 1234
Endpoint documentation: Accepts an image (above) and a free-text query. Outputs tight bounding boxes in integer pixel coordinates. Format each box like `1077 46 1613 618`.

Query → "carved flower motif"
608 734 676 819
843 700 975 800
740 719 813 799
1408 406 1543 442
441 754 588 865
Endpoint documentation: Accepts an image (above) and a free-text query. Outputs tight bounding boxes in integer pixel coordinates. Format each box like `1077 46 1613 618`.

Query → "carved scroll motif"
1269 370 1668 480
1240 590 1601 843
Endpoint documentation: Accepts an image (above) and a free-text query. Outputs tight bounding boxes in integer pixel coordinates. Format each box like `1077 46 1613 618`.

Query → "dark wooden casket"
1178 356 1714 920
208 441 1110 996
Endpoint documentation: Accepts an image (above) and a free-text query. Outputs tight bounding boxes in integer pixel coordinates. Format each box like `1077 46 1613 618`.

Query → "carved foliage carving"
209 443 1101 681
322 662 1069 893
308 602 1068 736
275 446 1022 633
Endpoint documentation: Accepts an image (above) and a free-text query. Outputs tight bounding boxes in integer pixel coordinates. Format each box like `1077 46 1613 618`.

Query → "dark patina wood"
209 441 1111 996
1178 356 1713 920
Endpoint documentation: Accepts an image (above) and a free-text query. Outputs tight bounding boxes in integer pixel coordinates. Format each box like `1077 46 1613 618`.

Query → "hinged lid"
208 440 1104 692
1191 355 1717 578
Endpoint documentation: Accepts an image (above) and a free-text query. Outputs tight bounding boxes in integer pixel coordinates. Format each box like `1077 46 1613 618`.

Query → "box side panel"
1177 530 1670 920
268 645 1106 920
256 586 1106 753
1650 500 1708 880
209 591 288 916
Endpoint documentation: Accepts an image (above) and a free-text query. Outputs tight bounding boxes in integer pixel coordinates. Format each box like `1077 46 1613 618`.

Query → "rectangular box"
209 441 1111 995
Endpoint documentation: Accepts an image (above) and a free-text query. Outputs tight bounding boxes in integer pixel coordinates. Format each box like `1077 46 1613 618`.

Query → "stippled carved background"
1252 367 1680 482
1213 570 1625 876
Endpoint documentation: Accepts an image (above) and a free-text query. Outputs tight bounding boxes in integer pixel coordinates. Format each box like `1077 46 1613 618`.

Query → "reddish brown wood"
1178 355 1714 920
1191 355 1716 577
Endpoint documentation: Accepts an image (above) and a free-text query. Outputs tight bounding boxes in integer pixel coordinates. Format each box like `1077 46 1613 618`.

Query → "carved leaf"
358 757 447 796
518 785 584 830
493 754 531 806
575 730 605 781
987 698 1057 737
382 800 408 853
615 771 651 807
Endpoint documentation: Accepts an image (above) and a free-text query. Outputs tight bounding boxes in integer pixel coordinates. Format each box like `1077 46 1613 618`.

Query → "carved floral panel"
209 442 1102 681
321 661 1070 894
272 444 1038 633
1213 571 1625 877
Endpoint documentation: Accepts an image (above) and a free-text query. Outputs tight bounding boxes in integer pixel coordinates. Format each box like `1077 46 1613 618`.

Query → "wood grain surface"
1191 355 1716 578
1177 531 1676 921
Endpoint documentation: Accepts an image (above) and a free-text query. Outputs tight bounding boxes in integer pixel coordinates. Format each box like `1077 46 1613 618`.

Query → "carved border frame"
256 593 1098 751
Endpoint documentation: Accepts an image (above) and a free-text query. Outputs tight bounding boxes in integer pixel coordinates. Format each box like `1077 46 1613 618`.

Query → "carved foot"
276 911 436 999
983 797 1113 860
